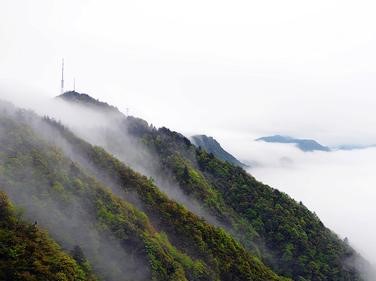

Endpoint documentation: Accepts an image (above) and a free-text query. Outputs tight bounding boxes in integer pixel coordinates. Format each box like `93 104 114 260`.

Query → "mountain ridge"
52 91 373 280
0 99 289 280
190 135 246 167
59 91 120 111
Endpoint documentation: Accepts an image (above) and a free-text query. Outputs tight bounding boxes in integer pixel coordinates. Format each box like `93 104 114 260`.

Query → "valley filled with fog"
218 135 376 265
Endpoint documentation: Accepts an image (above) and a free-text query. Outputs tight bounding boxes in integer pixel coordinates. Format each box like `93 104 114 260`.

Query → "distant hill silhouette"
334 144 376 151
256 135 330 152
256 135 376 152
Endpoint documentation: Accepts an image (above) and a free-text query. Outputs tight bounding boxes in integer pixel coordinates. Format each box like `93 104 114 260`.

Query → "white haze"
1 88 226 229
47 98 225 228
214 133 376 266
2 0 376 276
2 83 376 273
0 102 151 281
1 0 376 145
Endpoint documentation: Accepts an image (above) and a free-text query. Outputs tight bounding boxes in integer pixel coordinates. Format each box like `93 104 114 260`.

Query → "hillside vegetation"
0 191 97 281
126 118 366 280
55 92 370 281
0 103 288 280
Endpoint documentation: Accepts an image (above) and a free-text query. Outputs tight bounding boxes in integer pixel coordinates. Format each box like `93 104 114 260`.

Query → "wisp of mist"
2 89 375 276
218 134 376 266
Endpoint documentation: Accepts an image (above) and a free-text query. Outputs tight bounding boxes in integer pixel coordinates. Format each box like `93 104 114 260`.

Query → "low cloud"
216 133 376 267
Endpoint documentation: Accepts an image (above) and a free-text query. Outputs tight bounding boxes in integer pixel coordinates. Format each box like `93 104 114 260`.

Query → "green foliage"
115 118 368 281
0 192 96 281
0 115 209 280
191 135 245 167
42 115 287 280
0 104 368 281
194 148 365 280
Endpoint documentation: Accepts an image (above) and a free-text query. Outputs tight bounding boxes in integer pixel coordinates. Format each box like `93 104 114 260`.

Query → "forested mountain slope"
190 134 245 167
0 102 287 281
0 191 97 281
55 91 372 281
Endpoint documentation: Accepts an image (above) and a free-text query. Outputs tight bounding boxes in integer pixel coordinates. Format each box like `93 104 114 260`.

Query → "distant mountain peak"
256 135 331 152
191 134 246 167
334 144 376 151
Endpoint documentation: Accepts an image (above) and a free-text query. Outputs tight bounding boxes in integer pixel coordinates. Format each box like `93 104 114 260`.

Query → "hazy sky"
1 0 376 265
1 0 376 145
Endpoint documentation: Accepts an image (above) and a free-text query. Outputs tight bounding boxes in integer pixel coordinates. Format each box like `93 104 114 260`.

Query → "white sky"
1 0 376 264
1 0 376 145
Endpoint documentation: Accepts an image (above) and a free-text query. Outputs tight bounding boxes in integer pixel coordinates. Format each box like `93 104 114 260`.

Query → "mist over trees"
1 1 376 280
0 93 373 281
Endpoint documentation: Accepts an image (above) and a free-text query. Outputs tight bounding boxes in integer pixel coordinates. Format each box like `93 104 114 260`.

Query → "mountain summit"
58 91 123 116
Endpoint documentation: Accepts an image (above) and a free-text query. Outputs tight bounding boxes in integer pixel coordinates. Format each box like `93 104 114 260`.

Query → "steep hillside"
126 120 367 280
43 117 286 281
0 103 288 281
191 135 245 167
0 191 97 281
55 92 371 281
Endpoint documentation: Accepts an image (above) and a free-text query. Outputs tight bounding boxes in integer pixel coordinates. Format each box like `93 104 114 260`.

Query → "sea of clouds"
216 134 376 266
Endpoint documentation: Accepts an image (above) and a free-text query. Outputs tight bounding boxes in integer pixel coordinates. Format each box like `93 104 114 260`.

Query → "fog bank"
216 133 376 265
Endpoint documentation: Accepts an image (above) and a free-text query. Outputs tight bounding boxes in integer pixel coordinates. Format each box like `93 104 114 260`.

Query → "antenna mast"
73 77 76 91
61 58 65 95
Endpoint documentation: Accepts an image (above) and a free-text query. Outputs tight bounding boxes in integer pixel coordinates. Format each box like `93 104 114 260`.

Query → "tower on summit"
61 58 65 95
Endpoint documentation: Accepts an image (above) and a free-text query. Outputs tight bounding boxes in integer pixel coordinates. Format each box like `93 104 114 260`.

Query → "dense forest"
0 103 287 280
0 191 97 281
58 92 371 280
124 119 368 281
0 93 373 281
